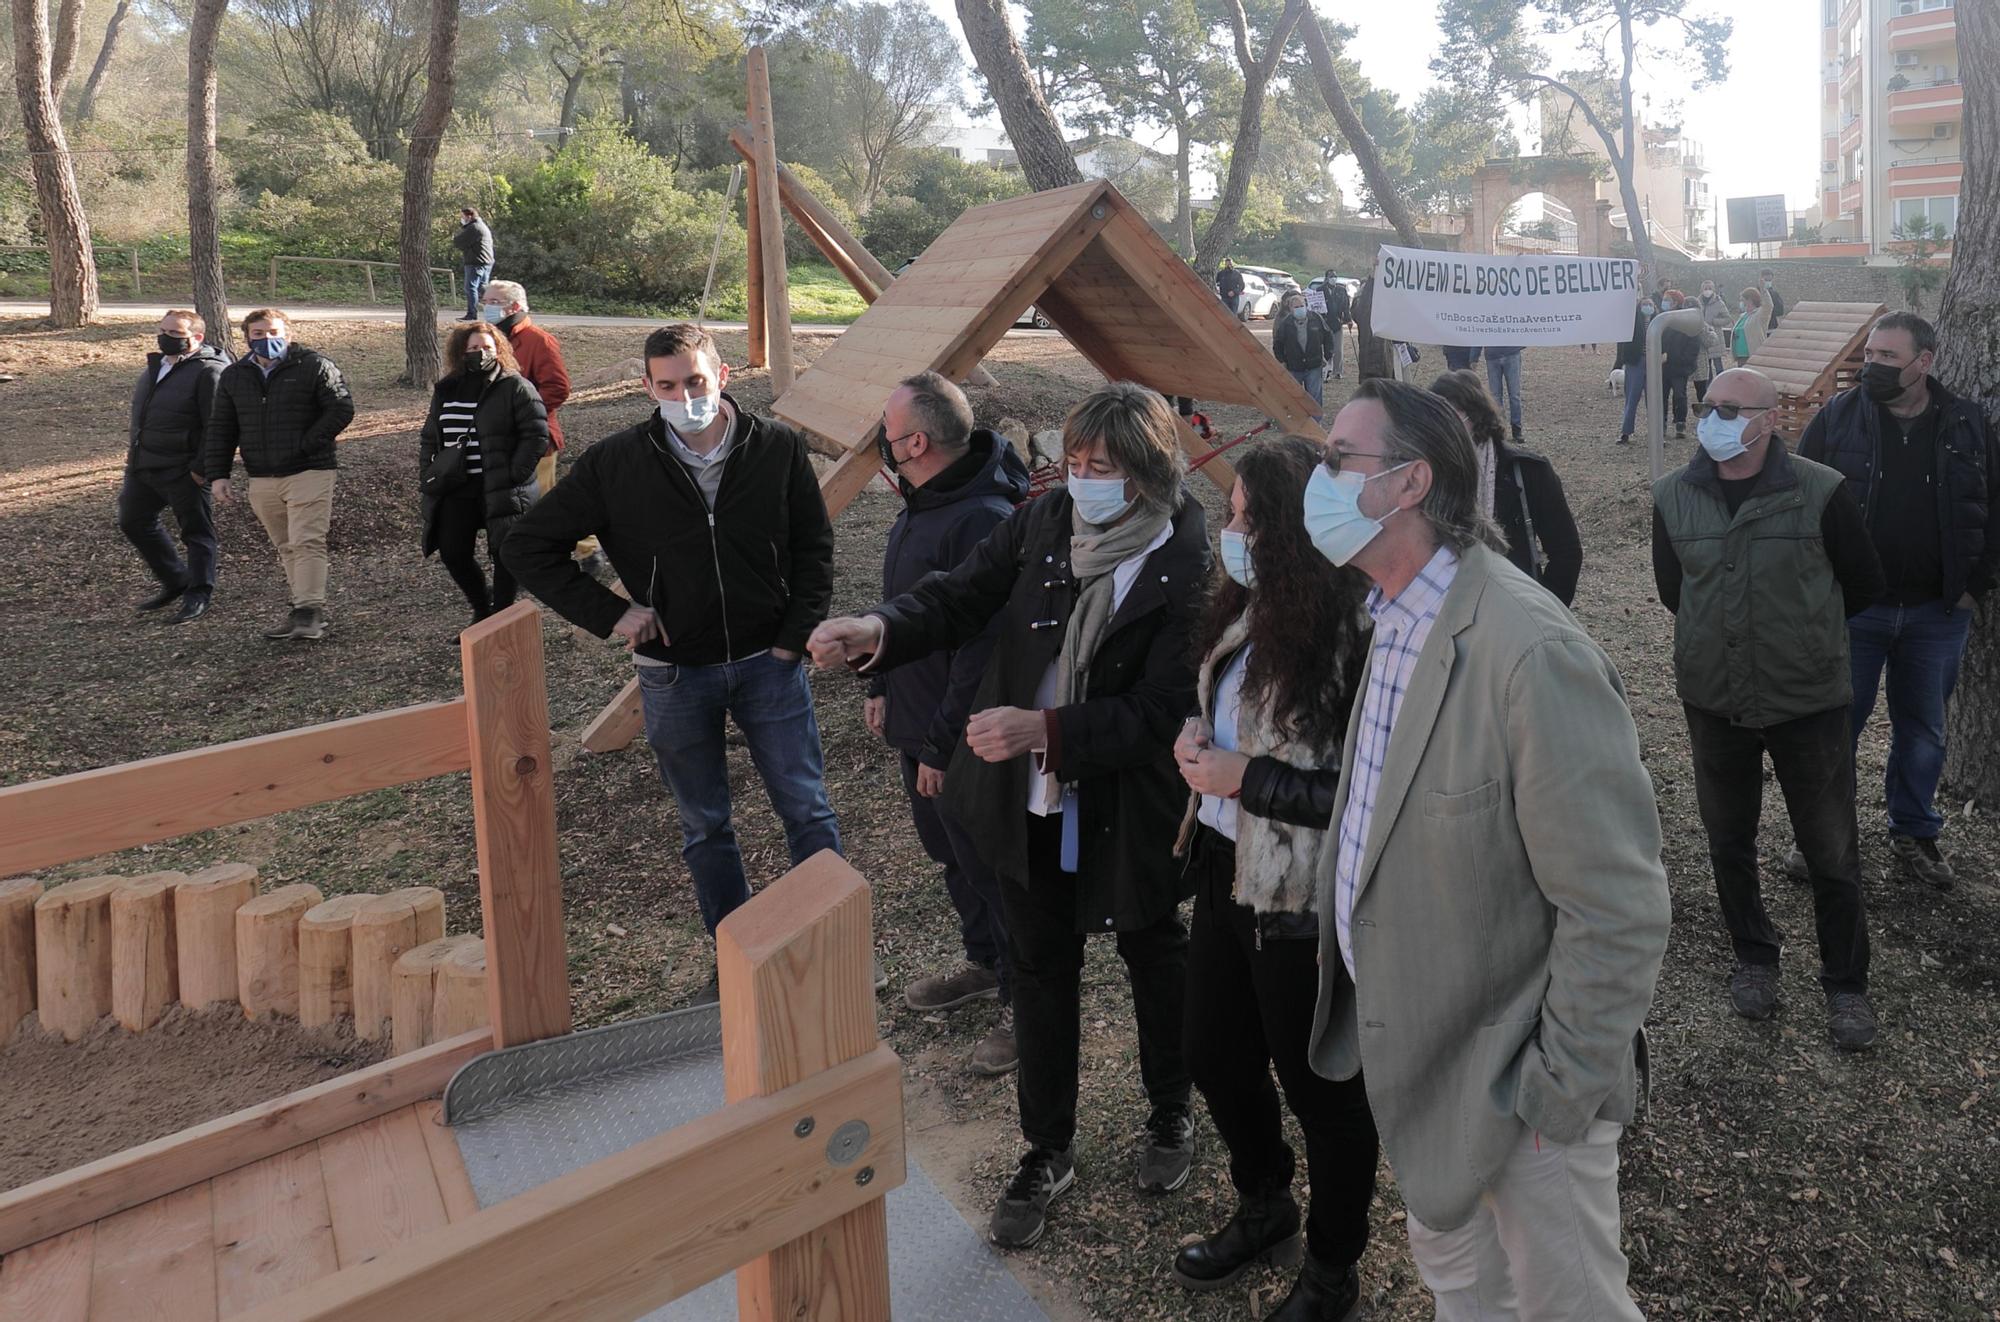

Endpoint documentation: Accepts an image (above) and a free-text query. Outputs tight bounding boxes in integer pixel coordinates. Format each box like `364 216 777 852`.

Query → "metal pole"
1647 307 1707 482
698 164 743 327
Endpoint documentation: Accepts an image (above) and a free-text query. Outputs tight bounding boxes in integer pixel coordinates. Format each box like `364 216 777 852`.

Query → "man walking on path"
122 309 230 625
1799 312 2000 890
1271 291 1333 411
1653 368 1885 1050
201 309 355 641
455 207 495 321
481 280 604 573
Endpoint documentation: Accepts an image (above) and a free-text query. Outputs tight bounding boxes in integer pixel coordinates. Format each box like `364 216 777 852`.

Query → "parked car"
1233 273 1285 321
1307 275 1363 305
1237 264 1302 299
896 257 1052 328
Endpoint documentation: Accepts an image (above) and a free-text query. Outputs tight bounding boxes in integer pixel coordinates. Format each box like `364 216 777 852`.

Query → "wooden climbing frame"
1744 300 1888 442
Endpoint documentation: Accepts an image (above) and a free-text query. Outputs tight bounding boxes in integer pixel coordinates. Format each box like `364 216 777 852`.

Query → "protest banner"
1368 245 1641 346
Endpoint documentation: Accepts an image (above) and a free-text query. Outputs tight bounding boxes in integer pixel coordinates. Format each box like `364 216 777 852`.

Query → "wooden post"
461 602 571 1047
718 851 890 1320
176 863 259 1010
236 883 323 1019
34 876 125 1041
392 934 479 1055
269 255 278 298
299 894 373 1029
363 264 377 303
431 938 488 1039
746 48 794 395
110 871 188 1032
129 247 142 298
350 887 446 1041
1 878 43 1038
744 160 767 369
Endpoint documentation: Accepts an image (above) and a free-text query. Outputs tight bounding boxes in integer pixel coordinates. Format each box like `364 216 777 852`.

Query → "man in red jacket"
482 280 603 571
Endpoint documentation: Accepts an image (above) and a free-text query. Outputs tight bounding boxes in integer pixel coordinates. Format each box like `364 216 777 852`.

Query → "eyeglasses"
1691 402 1773 422
1320 448 1396 474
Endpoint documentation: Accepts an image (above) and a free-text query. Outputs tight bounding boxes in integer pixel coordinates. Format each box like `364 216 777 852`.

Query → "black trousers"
1684 704 1870 993
118 465 216 592
899 754 1011 1003
1185 827 1378 1268
433 491 515 616
1002 810 1190 1152
1664 370 1693 427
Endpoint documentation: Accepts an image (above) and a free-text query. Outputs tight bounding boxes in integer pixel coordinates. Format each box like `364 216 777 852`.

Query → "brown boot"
905 961 1000 1011
969 1006 1017 1076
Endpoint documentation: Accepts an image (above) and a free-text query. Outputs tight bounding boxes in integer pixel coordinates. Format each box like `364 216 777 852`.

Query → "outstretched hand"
808 615 885 668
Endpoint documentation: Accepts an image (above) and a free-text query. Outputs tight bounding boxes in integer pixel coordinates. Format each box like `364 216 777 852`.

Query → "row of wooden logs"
0 864 487 1056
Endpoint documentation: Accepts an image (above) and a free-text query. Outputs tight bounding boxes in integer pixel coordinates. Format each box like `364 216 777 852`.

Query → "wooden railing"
0 244 142 298
267 255 455 305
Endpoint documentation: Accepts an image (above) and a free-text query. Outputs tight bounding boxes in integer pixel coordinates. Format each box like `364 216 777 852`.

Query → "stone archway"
1465 157 1616 257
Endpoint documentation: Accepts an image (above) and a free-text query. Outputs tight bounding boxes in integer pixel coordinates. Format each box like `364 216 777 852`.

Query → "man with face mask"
1653 368 1885 1050
1305 379 1670 1318
1798 312 1999 890
1270 291 1333 409
121 309 230 624
1759 268 1785 331
501 323 840 1002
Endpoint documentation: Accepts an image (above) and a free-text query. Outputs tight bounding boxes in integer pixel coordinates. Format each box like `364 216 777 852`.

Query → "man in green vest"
1653 368 1885 1052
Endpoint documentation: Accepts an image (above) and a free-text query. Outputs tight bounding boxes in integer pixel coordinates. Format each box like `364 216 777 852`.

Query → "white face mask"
1219 529 1254 587
1697 410 1757 462
1302 462 1412 567
1068 474 1132 525
657 390 720 434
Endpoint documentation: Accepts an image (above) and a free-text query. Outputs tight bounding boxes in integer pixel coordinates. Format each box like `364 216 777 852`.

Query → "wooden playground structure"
1745 299 1889 441
0 604 906 1321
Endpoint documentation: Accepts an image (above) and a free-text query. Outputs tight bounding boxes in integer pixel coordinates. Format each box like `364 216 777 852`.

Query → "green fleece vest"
1654 449 1851 728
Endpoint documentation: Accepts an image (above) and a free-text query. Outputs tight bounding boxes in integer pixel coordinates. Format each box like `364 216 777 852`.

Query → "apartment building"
1538 88 1717 257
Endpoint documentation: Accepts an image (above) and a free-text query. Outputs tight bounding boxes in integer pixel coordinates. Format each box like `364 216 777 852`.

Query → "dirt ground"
1 314 1996 1319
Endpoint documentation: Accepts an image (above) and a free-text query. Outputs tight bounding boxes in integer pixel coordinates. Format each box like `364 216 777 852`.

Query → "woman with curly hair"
1168 436 1381 1320
419 321 549 624
1428 368 1583 605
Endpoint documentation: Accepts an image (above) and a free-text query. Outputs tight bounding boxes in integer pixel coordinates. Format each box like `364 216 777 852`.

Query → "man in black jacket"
867 372 1030 1076
454 207 495 320
121 309 230 624
201 308 355 640
1799 311 2000 890
503 323 840 994
1216 259 1245 318
1271 291 1332 410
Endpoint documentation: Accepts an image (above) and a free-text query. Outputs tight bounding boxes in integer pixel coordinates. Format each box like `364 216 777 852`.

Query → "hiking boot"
1729 961 1780 1021
1827 990 1878 1052
1172 1185 1302 1292
136 582 187 612
292 605 327 640
968 1006 1018 1076
1889 833 1956 891
1266 1256 1362 1322
1138 1105 1196 1194
989 1146 1074 1249
905 962 1001 1011
1783 846 1811 886
169 590 211 624
264 606 308 640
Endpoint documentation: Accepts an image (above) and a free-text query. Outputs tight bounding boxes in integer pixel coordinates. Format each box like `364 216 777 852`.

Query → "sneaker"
292 605 327 640
136 583 187 612
1616 433 1633 446
1675 425 1687 440
263 607 307 640
169 590 211 624
1729 961 1780 1021
1137 1105 1196 1194
989 1146 1075 1249
1782 846 1811 886
904 962 1001 1011
1827 990 1878 1052
968 1007 1018 1076
1889 833 1956 891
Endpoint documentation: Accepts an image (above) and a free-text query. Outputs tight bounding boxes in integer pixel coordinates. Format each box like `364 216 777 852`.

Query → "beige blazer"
1308 543 1671 1232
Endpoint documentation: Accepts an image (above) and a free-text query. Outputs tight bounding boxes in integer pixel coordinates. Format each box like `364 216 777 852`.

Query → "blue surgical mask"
1289 306 1308 321
251 336 287 360
1302 462 1410 567
479 303 507 324
1219 529 1254 587
1068 474 1132 525
1697 410 1753 462
658 390 720 434
1639 303 1656 318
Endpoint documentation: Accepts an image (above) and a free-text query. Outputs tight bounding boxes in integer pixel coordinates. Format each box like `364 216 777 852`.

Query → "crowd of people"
113 252 1996 1316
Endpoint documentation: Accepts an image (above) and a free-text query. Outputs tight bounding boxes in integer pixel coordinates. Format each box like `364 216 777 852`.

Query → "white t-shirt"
1195 644 1250 841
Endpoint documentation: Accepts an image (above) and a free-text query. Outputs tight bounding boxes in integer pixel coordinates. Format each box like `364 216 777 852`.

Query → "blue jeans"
1287 366 1325 409
463 263 492 320
1486 353 1523 434
1620 360 1647 437
1847 599 1973 840
636 652 842 935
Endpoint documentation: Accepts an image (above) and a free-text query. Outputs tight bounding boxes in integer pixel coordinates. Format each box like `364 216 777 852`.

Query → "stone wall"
1655 256 1919 311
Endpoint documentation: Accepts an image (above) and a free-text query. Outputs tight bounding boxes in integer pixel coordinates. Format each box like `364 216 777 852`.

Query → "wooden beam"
0 1029 492 1255
745 158 767 368
0 701 470 878
459 603 571 1048
227 1046 905 1322
746 49 794 394
818 441 887 522
578 678 642 756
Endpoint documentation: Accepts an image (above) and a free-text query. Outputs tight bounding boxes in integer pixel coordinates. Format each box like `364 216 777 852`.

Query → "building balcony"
1839 0 1861 34
1888 80 1963 125
1840 59 1861 95
1887 156 1962 197
1781 241 1874 259
1839 179 1864 217
1839 116 1864 154
1889 6 1955 51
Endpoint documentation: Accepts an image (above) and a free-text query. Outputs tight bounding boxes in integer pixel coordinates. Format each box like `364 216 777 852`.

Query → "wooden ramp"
1745 300 1886 441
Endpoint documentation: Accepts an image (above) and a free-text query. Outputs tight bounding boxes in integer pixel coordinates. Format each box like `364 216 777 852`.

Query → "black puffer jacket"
418 368 550 557
201 347 355 479
1272 314 1332 372
128 344 230 475
1491 440 1584 605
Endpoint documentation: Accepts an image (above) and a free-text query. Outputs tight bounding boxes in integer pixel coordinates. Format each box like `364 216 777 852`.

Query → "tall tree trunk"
1172 130 1193 256
49 0 84 104
1193 0 1304 276
1612 2 1655 271
556 65 584 149
955 0 1081 193
72 0 128 127
1938 0 2000 802
1299 11 1419 248
618 57 637 125
400 0 459 385
187 0 230 350
11 0 97 326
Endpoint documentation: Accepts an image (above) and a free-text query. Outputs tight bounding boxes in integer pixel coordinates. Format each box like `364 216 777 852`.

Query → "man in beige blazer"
1303 378 1672 1320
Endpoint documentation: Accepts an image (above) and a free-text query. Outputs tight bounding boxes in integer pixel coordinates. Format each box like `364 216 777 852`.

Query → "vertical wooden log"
431 938 488 1040
744 158 767 369
349 887 446 1042
298 893 373 1029
746 48 793 394
461 603 571 1048
34 875 125 1041
1 878 45 1038
110 870 188 1032
718 851 890 1320
392 933 478 1055
175 863 258 1010
235 883 323 1019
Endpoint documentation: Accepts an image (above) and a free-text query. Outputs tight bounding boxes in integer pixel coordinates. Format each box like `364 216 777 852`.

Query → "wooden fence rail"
0 244 141 298
268 255 455 304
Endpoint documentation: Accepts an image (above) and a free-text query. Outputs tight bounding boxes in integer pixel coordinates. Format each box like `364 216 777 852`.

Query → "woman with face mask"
1168 437 1380 1319
418 321 550 625
1270 291 1333 410
1733 286 1770 366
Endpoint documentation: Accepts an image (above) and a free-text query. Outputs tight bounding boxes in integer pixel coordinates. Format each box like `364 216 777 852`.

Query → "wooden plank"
417 1102 481 1222
0 701 470 878
229 1047 905 1322
317 1109 449 1268
744 156 766 368
746 50 794 394
578 679 643 756
0 1029 490 1255
817 441 886 522
0 1225 92 1322
87 1184 216 1322
212 1146 339 1316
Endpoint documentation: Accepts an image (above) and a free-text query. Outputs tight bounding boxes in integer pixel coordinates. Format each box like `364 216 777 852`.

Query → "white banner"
1368 245 1641 346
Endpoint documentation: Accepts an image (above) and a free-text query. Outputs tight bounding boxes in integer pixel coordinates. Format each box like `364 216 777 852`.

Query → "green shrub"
857 196 938 268
232 111 373 198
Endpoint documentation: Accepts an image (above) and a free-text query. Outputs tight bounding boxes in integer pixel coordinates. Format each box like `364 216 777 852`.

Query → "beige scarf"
1051 499 1173 710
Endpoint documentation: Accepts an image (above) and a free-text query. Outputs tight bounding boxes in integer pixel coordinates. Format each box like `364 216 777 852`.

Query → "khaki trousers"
247 469 336 608
533 451 599 558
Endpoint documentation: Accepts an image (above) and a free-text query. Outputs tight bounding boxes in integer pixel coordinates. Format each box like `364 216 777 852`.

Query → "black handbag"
422 440 472 497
